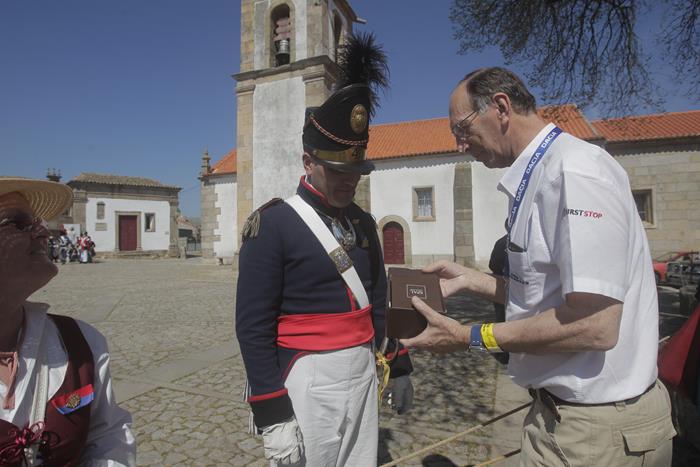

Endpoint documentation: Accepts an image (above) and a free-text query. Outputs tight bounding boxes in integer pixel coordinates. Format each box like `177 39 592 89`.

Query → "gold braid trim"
241 198 283 240
309 115 368 146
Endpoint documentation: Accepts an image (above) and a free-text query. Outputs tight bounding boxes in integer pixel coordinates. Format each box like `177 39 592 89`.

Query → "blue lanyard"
506 126 562 237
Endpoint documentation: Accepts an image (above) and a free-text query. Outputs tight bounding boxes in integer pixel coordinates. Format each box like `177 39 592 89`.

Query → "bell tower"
234 0 359 237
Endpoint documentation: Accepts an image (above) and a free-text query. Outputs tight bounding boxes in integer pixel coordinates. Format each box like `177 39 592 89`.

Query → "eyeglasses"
451 109 480 139
0 215 43 232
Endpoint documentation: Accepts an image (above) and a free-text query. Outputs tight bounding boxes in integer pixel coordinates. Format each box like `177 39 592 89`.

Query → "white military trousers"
282 343 378 467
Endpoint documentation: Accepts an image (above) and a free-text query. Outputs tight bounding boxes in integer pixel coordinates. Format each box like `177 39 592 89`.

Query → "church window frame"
144 213 156 232
96 202 105 220
413 186 436 222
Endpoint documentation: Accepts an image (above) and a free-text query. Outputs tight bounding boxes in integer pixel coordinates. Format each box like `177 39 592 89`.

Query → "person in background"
78 232 93 264
487 231 509 365
57 229 71 265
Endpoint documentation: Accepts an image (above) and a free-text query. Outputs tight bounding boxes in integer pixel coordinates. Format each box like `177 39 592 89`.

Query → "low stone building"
66 173 181 257
199 149 237 263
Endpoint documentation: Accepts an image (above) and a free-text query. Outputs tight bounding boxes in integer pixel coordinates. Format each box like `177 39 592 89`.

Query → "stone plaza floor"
29 258 700 466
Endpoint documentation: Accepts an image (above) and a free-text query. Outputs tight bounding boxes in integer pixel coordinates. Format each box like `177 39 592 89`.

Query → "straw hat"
0 177 74 220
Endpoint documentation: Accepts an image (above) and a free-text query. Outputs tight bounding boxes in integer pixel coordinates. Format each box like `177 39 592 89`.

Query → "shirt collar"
498 123 556 198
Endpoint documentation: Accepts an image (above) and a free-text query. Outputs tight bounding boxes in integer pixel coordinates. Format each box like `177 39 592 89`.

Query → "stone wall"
235 84 255 240
168 199 179 257
239 0 254 73
454 163 475 267
200 179 220 260
612 142 700 256
354 175 371 212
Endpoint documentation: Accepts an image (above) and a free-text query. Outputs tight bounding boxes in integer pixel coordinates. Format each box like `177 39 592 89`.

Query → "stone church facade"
199 0 700 267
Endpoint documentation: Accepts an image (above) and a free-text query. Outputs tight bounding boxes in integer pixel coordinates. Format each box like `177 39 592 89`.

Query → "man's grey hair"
459 67 537 115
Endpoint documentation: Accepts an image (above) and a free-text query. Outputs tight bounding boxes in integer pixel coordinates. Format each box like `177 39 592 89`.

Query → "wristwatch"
468 324 487 352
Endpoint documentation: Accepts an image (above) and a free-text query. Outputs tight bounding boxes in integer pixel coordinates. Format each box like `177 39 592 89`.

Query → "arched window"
271 4 291 67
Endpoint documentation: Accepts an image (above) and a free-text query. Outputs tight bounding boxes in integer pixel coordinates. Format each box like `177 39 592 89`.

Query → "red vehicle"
653 251 698 284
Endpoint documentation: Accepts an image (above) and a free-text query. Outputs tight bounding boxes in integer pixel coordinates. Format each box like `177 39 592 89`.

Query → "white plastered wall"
85 197 171 252
470 163 509 265
371 156 468 258
213 174 239 258
252 77 306 207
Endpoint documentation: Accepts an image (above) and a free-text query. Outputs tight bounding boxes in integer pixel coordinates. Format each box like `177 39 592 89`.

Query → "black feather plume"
335 32 389 117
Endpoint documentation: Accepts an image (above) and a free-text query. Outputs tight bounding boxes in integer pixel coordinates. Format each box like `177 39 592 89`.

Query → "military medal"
316 209 356 251
330 217 356 251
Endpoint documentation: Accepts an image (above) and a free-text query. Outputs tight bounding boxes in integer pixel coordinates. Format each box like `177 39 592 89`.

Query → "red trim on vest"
248 388 288 402
277 306 375 351
51 384 93 408
51 384 94 415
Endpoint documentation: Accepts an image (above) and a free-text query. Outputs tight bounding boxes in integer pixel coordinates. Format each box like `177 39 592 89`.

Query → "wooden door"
383 222 404 264
119 215 137 251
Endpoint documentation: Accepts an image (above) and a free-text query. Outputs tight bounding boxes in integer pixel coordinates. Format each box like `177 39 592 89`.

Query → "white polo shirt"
498 123 658 403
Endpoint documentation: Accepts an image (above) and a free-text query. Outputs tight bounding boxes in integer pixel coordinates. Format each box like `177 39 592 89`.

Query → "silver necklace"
316 210 356 251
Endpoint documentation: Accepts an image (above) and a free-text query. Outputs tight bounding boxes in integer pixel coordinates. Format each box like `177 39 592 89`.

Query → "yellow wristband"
480 323 502 352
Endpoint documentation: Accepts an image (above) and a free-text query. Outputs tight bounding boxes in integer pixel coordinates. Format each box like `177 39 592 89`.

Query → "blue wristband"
469 324 484 351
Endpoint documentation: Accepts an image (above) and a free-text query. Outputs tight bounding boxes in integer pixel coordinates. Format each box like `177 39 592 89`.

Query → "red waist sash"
277 306 374 351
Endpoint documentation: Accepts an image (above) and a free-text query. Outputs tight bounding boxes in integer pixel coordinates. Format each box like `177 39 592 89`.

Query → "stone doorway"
119 215 138 251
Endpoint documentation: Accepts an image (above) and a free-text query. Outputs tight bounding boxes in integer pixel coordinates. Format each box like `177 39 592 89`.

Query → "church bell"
275 38 290 65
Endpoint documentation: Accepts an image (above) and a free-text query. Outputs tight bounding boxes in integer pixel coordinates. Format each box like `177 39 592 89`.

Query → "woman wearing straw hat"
0 177 135 465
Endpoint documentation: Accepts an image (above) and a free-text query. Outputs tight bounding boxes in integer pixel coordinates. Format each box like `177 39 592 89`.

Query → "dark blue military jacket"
236 177 412 428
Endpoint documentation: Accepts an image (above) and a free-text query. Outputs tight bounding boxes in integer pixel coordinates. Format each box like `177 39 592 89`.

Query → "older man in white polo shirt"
402 67 676 466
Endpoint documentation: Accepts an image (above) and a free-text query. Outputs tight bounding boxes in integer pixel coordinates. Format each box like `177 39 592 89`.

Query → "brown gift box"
386 267 446 339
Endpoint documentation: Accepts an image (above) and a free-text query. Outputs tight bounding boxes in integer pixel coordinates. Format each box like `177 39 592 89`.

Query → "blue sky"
1 1 697 217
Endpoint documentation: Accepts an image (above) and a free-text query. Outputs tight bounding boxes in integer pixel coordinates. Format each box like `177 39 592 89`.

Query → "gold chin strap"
311 147 367 164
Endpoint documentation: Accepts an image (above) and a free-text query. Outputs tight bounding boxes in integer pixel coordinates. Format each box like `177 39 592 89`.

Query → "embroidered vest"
0 314 94 466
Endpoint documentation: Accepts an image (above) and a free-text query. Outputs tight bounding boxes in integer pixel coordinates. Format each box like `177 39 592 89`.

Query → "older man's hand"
422 260 471 298
400 296 471 353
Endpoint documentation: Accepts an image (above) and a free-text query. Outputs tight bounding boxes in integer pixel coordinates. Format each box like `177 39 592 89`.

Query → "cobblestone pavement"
30 259 699 466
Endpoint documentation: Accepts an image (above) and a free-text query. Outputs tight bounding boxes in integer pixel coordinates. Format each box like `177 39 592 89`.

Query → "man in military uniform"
236 34 413 466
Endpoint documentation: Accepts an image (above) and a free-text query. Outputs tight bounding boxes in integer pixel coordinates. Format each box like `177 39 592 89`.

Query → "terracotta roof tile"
208 108 700 171
592 110 700 142
208 149 237 175
366 104 601 161
69 172 180 189
538 104 602 141
367 118 457 161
